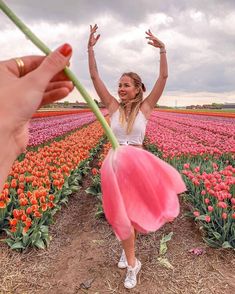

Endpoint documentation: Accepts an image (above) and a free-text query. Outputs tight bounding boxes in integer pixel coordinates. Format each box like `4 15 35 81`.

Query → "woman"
88 24 175 289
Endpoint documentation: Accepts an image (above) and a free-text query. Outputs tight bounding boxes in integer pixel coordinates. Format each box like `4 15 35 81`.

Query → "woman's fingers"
40 87 72 107
50 70 72 82
90 24 98 34
96 34 100 42
148 41 155 47
27 43 72 89
45 80 74 92
145 29 153 36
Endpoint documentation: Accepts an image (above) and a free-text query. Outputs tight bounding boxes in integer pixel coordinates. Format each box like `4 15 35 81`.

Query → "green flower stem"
0 1 119 149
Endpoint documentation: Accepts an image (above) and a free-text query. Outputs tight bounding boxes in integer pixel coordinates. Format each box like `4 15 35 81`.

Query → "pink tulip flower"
101 146 186 240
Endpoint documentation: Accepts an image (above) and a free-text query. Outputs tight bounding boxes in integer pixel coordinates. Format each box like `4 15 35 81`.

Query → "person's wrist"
87 46 94 52
160 46 166 54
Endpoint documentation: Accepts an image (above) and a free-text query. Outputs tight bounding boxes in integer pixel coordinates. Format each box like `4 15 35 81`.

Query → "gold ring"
14 57 25 77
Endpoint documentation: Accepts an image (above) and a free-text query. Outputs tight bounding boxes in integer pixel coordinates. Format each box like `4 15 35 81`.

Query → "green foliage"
85 174 104 217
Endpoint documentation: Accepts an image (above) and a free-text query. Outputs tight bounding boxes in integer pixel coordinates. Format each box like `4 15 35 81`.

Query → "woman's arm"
142 30 168 113
88 25 117 112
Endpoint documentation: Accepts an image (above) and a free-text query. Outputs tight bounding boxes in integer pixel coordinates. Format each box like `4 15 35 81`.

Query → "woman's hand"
88 24 100 49
0 43 73 155
145 29 165 49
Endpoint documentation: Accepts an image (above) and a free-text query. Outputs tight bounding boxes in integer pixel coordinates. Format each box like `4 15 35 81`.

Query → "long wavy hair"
119 72 146 134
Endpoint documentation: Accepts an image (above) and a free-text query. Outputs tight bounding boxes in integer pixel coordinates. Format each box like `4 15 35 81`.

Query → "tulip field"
145 111 235 248
0 109 234 250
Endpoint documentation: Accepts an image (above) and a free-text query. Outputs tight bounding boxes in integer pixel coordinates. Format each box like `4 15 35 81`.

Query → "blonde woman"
88 24 168 289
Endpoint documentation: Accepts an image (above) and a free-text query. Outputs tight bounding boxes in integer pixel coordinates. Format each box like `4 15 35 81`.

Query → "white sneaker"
124 259 142 289
118 250 127 269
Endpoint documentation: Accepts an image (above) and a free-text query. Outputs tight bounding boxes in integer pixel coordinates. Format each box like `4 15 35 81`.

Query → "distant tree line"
186 103 224 109
41 100 105 109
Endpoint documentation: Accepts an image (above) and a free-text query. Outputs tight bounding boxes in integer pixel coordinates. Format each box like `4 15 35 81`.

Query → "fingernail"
59 43 72 57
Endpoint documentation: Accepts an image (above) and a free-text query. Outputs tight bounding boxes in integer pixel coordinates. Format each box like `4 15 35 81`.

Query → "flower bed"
0 121 105 250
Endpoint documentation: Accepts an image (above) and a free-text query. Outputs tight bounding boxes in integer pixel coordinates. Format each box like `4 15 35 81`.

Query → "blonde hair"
119 72 146 134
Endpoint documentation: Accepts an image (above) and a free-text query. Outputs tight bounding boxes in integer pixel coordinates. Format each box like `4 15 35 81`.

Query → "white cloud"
190 10 204 22
210 12 235 35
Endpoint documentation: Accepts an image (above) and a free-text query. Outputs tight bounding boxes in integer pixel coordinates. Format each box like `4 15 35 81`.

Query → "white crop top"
110 109 147 145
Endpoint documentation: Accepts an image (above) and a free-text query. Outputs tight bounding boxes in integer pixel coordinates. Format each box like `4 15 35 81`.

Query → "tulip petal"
101 146 186 240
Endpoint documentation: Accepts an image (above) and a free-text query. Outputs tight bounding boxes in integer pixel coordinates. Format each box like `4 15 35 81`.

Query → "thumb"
30 43 72 87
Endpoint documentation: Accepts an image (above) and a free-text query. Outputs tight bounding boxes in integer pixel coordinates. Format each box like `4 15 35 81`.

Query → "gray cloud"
1 0 234 105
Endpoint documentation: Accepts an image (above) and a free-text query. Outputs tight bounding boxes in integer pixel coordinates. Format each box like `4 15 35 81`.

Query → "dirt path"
1 174 235 294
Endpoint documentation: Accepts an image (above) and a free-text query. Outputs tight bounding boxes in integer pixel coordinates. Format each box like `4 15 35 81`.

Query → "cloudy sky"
1 0 235 106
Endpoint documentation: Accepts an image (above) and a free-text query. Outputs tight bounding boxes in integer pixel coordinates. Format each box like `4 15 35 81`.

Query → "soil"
0 162 235 294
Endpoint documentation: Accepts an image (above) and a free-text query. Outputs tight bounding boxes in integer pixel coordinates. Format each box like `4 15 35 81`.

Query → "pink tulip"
193 211 200 217
222 213 227 220
208 206 214 212
183 163 190 169
205 215 211 222
101 146 186 240
217 201 227 209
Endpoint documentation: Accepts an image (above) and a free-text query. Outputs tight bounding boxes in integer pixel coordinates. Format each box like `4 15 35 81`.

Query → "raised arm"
88 25 117 112
142 29 168 112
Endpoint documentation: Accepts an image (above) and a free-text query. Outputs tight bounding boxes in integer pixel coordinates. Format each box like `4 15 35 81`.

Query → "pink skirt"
101 146 187 240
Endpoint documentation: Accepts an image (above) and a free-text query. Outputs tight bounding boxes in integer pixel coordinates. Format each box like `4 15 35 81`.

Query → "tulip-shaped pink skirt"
101 146 186 240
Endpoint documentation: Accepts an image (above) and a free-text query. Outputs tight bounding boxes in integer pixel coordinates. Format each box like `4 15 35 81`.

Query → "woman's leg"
121 227 142 289
121 227 136 267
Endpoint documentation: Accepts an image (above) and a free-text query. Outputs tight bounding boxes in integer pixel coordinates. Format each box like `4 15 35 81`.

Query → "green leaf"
159 232 173 256
40 225 49 234
5 238 14 247
161 232 173 243
63 181 69 189
62 190 73 196
11 241 25 250
60 198 68 205
31 231 41 245
43 235 50 247
22 234 30 246
157 257 174 269
203 237 220 248
159 242 168 256
222 241 233 249
35 239 45 249
212 232 222 240
195 215 206 221
85 187 99 196
70 185 80 192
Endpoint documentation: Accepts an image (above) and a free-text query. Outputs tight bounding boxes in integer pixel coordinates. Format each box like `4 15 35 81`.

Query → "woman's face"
118 76 139 101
